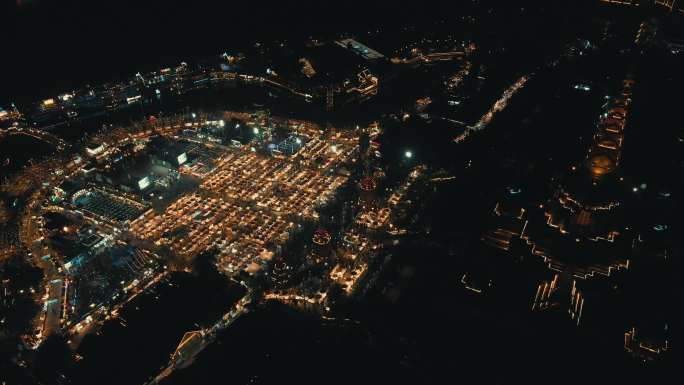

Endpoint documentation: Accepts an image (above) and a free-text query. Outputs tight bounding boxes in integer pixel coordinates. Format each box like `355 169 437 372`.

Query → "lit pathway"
454 74 531 143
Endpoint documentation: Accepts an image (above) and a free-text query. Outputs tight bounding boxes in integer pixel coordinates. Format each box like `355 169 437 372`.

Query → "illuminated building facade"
481 77 636 323
271 256 290 288
624 326 670 361
654 0 677 11
311 228 332 263
358 177 378 210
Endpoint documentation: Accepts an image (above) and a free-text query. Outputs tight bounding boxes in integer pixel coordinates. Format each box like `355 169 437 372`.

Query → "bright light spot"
295 137 302 144
405 150 413 159
235 123 240 129
640 183 647 190
632 187 638 192
191 113 197 119
653 224 667 232
331 145 338 153
219 120 225 127
253 127 259 135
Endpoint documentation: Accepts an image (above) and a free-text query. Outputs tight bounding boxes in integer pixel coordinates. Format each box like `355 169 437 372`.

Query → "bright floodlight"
405 150 413 159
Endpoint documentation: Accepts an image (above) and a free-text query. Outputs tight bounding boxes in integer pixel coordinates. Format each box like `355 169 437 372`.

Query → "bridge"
261 77 313 99
147 292 251 385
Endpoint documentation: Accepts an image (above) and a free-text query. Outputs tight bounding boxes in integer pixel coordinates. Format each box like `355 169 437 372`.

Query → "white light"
331 145 338 153
219 120 225 127
253 127 259 135
235 123 240 129
191 113 197 119
405 150 413 159
295 138 302 144
632 187 638 192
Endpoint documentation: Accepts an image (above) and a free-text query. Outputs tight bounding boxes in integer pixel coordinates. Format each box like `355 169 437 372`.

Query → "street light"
404 150 413 159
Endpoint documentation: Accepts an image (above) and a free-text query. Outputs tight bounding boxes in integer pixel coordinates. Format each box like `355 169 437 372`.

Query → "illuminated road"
454 74 531 143
0 126 69 152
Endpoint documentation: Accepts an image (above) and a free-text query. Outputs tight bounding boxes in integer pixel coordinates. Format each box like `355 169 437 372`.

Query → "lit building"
481 77 637 322
271 257 290 288
93 154 153 193
86 143 106 157
358 176 378 210
624 326 670 362
311 228 332 263
335 39 385 61
41 98 57 111
654 0 677 11
148 136 191 168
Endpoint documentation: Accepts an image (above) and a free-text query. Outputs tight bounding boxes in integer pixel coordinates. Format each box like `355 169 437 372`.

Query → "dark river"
69 271 245 385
